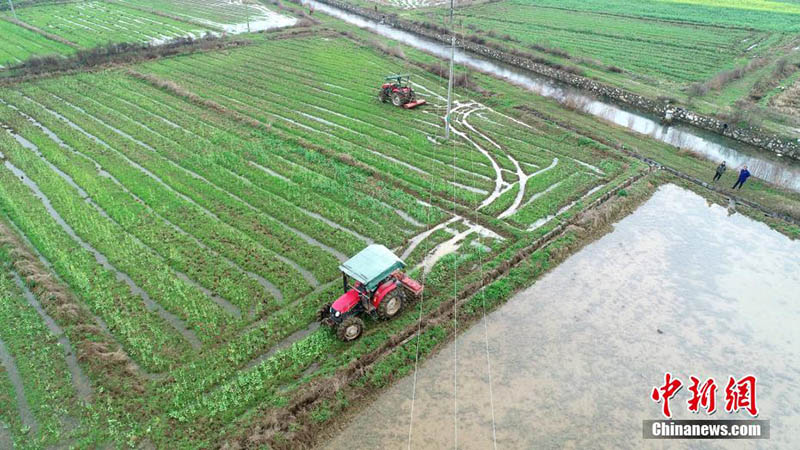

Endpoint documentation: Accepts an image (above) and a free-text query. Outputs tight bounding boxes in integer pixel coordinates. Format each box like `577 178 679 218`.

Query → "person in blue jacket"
732 166 751 190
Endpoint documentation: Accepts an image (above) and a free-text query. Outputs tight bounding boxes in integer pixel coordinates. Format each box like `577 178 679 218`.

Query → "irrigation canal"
308 0 800 192
324 184 800 449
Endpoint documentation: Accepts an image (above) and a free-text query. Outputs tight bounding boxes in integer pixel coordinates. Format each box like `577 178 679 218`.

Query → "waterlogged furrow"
0 270 83 447
60 78 382 259
18 88 310 301
0 337 37 439
157 57 494 194
138 61 485 205
0 132 218 348
0 97 277 316
11 272 92 402
3 91 301 305
0 162 188 371
2 105 255 318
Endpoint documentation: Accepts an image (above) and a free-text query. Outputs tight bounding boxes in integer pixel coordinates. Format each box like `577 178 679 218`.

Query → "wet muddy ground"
324 184 800 449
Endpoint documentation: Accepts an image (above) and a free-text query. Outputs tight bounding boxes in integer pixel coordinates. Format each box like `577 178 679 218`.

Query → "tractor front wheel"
377 289 404 320
316 302 332 322
392 92 404 107
378 90 389 103
336 316 364 341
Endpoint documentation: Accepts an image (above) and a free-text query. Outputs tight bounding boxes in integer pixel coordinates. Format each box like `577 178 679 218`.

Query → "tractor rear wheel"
392 92 404 107
377 289 404 320
336 316 364 341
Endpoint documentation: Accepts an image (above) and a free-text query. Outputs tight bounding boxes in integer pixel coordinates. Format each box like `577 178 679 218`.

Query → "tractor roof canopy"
385 74 411 84
339 244 406 291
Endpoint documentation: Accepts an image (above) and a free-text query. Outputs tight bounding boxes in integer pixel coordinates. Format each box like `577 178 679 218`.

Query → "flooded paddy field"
325 184 800 449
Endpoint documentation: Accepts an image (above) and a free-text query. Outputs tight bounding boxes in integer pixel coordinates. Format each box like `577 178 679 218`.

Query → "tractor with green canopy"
318 245 423 341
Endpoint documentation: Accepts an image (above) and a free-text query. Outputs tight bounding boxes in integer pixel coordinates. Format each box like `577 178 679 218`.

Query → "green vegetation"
12 1 210 47
0 9 798 448
0 260 84 448
398 0 800 134
0 19 73 67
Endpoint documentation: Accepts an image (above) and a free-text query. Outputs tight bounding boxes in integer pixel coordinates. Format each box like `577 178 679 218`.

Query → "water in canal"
324 184 800 449
309 0 800 191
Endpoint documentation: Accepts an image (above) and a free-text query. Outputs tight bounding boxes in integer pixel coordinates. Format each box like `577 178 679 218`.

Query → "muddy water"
308 0 800 192
325 184 800 449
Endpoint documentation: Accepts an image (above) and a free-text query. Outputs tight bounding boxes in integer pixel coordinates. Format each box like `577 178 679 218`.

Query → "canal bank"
307 0 800 161
306 0 800 192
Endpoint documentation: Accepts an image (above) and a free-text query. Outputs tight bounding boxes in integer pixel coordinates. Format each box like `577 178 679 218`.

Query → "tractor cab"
378 74 426 109
318 245 423 341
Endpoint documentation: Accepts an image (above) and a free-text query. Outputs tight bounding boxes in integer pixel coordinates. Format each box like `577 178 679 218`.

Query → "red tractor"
318 245 423 341
378 74 426 109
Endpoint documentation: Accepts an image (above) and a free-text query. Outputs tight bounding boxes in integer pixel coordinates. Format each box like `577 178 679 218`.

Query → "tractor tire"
392 92 404 107
377 289 404 320
378 90 389 103
336 316 364 341
316 302 332 322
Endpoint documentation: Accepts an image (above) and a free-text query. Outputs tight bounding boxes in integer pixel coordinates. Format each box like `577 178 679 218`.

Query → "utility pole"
444 0 455 140
7 0 17 21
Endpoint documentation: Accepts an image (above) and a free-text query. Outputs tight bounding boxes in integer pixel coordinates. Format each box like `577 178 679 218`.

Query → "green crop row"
143 56 493 198
195 48 495 179
0 150 188 372
34 81 349 278
0 265 83 449
14 1 210 48
482 184 518 216
509 172 599 227
0 19 73 67
102 74 447 229
0 102 272 317
136 38 490 204
0 121 235 346
7 86 316 301
1 89 316 307
118 0 268 25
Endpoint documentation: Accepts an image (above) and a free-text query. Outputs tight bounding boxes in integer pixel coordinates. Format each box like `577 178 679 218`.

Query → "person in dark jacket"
732 166 751 189
713 161 726 182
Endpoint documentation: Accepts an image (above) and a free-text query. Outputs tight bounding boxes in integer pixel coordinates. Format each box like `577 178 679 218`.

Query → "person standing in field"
713 161 726 182
732 165 751 190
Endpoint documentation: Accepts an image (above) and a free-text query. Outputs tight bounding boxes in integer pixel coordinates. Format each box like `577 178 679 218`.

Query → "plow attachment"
402 99 427 109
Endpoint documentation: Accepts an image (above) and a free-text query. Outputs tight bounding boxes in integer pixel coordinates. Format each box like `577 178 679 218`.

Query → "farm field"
0 31 649 447
0 0 296 69
10 1 212 47
0 19 75 67
118 0 298 32
1 7 800 448
395 0 800 134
